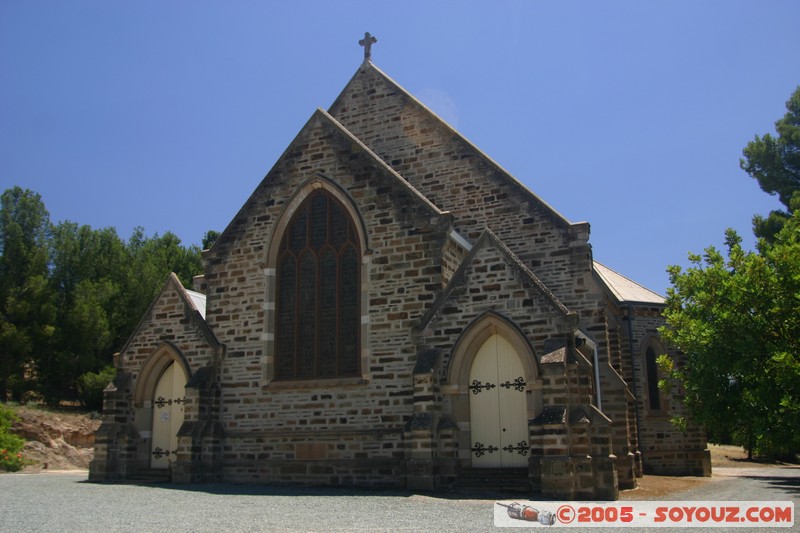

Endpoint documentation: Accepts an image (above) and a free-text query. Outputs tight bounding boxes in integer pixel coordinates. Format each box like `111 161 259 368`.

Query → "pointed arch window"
645 346 661 411
275 190 360 380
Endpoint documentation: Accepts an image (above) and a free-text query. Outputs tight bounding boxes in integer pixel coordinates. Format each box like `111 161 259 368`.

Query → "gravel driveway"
1 467 798 532
1 473 495 533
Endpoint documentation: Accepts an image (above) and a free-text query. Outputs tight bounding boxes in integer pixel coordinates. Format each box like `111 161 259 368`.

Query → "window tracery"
275 190 360 380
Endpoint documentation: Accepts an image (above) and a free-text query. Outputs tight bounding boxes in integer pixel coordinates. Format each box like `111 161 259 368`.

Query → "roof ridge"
593 261 665 304
205 107 450 260
333 62 580 230
118 273 220 362
415 227 572 333
315 108 447 217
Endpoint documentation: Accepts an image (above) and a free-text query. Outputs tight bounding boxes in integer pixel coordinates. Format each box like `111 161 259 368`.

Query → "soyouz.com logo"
494 501 794 528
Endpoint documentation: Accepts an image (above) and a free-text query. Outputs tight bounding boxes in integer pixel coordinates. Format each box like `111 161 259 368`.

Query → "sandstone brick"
90 56 708 498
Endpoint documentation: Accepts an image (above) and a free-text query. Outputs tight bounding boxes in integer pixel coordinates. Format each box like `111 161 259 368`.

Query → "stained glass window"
275 190 360 380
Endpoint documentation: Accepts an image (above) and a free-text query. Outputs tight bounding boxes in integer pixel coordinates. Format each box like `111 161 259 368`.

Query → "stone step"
453 468 532 495
124 468 172 484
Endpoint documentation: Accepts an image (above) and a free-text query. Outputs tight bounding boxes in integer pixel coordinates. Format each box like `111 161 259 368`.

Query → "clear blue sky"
2 1 798 295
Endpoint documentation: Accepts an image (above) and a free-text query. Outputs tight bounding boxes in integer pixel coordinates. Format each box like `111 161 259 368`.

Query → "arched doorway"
150 361 187 469
468 334 528 468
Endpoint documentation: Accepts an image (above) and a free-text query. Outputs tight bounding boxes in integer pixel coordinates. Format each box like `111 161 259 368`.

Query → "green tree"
660 216 800 459
740 86 800 242
41 223 130 404
202 229 220 250
0 186 205 405
45 224 203 405
123 228 202 332
76 365 116 411
0 187 55 402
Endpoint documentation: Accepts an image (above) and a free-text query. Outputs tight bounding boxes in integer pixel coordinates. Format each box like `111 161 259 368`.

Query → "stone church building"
90 35 710 499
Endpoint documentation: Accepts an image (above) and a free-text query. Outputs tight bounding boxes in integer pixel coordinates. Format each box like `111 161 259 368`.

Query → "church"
90 34 710 499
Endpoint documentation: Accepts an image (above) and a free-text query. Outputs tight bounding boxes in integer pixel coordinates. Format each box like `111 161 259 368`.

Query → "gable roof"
593 261 665 305
205 107 449 259
329 62 581 232
119 272 220 359
319 108 446 216
416 228 572 332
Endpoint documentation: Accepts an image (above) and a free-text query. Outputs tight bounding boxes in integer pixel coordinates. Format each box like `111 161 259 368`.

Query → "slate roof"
593 261 665 305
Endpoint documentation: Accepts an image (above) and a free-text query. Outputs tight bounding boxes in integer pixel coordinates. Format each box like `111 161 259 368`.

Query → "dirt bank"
9 406 101 472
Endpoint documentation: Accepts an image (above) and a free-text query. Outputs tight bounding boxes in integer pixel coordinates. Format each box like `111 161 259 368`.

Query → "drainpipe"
626 304 643 453
575 330 601 412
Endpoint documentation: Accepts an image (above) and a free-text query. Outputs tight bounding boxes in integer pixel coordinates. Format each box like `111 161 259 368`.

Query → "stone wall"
90 60 710 498
119 274 218 383
202 111 454 485
91 274 221 481
413 232 619 498
327 65 635 489
329 66 597 317
622 304 711 476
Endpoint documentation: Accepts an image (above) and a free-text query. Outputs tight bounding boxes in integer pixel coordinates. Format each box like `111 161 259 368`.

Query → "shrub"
76 366 116 411
0 404 25 472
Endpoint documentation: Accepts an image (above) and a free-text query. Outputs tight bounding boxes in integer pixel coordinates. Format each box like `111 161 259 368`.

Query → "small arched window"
275 190 360 380
645 346 661 410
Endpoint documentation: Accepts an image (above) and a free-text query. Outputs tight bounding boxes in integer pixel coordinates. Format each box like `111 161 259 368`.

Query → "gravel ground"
1 473 498 533
2 467 798 532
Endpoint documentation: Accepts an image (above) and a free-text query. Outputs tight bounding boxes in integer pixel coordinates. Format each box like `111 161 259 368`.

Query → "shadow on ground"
739 473 800 496
80 479 533 501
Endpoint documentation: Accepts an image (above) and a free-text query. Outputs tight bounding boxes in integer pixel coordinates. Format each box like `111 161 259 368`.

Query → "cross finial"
359 32 377 63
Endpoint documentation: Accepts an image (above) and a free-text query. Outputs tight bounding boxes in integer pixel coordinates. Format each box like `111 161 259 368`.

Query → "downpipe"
575 329 601 411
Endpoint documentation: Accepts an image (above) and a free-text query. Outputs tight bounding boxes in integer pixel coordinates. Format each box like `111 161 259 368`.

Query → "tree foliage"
202 229 220 250
76 365 117 411
0 187 55 402
662 86 800 459
741 86 800 242
660 214 800 458
0 186 209 407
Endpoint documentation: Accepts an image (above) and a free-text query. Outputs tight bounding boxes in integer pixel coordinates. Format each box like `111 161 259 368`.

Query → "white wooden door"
150 361 186 469
469 334 529 468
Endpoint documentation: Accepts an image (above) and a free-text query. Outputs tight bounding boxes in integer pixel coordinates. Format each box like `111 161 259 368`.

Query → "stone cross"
359 32 377 62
